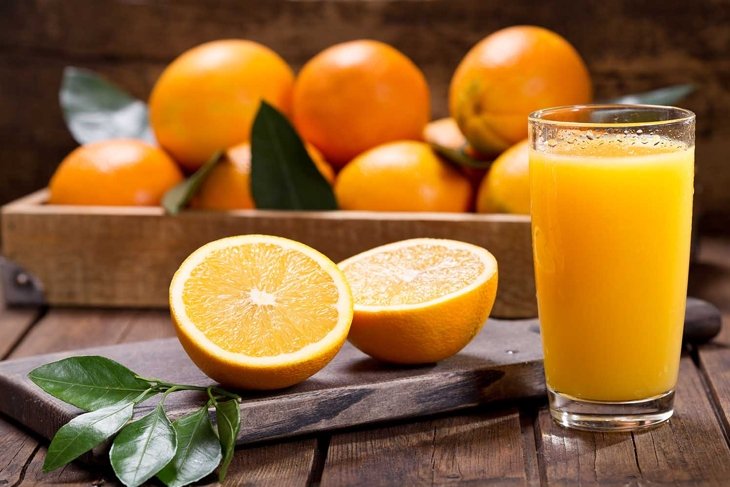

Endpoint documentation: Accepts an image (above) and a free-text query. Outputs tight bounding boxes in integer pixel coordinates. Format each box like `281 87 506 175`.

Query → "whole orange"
334 141 471 212
149 40 294 171
48 139 183 206
194 142 335 210
476 139 530 214
293 40 430 168
450 26 592 155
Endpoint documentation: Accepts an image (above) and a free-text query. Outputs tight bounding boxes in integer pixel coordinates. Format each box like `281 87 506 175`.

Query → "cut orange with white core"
170 235 353 390
339 238 498 364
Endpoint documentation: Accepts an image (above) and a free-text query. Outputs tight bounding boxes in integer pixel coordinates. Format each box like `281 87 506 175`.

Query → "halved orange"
170 235 353 390
339 238 498 364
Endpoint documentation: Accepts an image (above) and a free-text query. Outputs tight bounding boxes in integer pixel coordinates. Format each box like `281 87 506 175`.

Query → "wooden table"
1 236 729 486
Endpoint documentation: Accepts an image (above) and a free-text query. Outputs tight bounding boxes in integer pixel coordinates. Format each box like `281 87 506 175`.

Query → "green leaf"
28 356 153 411
43 402 134 472
110 404 177 487
215 399 241 481
60 66 155 144
157 405 222 487
162 151 224 215
250 101 338 210
605 84 695 106
430 142 493 169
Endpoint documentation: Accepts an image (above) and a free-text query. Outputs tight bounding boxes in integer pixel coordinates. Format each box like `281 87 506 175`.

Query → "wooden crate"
0 190 535 318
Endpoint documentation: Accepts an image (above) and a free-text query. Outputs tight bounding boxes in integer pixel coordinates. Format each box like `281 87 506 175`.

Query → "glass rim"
528 104 695 128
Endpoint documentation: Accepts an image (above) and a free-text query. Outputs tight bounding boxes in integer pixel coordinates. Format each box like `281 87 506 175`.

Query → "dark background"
1 0 728 228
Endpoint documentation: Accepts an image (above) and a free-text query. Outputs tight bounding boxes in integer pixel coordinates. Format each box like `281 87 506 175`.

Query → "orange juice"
530 135 694 401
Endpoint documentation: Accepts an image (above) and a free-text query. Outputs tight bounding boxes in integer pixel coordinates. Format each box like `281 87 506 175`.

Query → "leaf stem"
131 388 155 404
134 375 240 402
206 387 218 405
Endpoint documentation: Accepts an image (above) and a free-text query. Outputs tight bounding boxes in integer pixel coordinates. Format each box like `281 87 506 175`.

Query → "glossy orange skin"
149 40 294 171
476 139 530 214
334 141 472 212
48 139 183 206
194 142 335 210
450 26 592 154
293 40 431 168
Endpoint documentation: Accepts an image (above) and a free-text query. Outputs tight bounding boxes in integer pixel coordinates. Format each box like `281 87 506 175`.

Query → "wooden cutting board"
0 299 721 447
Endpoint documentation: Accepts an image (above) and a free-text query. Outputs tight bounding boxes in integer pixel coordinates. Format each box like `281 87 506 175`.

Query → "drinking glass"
528 104 695 431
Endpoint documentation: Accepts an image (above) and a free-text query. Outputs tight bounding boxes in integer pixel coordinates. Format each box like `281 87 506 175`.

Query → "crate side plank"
1 196 536 317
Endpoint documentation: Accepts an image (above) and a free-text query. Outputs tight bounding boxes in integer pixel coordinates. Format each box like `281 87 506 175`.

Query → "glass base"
548 388 675 432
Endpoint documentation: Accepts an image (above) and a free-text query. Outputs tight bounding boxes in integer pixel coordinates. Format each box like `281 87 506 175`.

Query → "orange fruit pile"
48 26 593 216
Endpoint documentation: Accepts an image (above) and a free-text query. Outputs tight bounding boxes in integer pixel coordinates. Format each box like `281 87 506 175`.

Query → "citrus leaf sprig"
28 356 242 487
250 101 338 210
159 101 338 214
604 84 695 105
162 151 224 215
60 67 155 145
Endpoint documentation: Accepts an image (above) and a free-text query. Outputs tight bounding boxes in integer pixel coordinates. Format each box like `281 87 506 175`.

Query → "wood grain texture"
0 0 728 219
0 419 39 486
1 190 535 318
536 358 730 485
16 437 318 487
321 410 528 486
0 319 545 448
689 236 730 314
518 406 542 487
18 447 108 486
691 235 730 445
8 307 172 359
226 439 317 487
0 279 43 358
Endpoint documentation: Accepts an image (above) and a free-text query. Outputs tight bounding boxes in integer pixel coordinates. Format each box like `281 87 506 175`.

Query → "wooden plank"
689 236 730 314
0 419 38 486
694 318 730 441
0 298 40 359
321 409 529 486
536 358 730 485
691 235 730 441
17 436 319 487
8 308 172 358
225 439 318 487
1 191 535 318
518 406 542 487
18 448 107 487
0 319 546 447
0 272 44 359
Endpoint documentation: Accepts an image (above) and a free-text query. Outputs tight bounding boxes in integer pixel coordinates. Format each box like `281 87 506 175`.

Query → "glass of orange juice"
528 104 695 432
